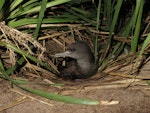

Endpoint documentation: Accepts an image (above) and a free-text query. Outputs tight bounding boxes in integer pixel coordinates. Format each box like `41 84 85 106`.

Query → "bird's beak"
54 51 71 58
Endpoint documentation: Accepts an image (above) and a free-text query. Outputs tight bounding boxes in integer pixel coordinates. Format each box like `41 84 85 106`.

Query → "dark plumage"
54 41 97 79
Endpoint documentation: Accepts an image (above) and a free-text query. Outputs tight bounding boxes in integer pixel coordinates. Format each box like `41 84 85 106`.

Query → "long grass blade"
94 0 102 62
19 86 99 105
10 0 23 11
9 2 40 19
108 0 123 43
69 8 96 26
22 0 71 15
8 18 76 28
6 57 25 75
131 0 144 54
0 0 5 11
34 0 47 39
139 33 150 57
102 0 123 64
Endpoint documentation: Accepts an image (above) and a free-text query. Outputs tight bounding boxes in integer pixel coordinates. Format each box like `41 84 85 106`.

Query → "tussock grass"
0 0 149 105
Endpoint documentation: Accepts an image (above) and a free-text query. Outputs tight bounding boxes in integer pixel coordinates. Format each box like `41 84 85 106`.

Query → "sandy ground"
0 62 150 113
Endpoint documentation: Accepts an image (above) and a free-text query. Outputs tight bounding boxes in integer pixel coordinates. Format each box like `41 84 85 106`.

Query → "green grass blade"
9 2 40 19
94 0 102 62
121 1 141 38
108 0 123 42
0 0 5 10
6 57 25 75
22 0 71 15
139 33 150 57
8 18 76 28
34 0 47 39
10 0 23 11
69 8 96 26
0 0 5 20
131 0 144 54
12 79 33 85
103 0 123 60
19 86 99 105
71 7 88 15
0 59 5 72
103 0 112 28
113 43 125 59
0 61 12 80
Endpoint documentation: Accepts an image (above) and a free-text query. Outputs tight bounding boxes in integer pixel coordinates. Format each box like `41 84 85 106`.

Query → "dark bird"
54 41 97 80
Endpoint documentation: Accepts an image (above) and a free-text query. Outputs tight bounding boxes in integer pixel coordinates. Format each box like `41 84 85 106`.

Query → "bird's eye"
68 48 76 52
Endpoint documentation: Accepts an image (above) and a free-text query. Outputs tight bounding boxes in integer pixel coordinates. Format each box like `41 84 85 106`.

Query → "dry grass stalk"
0 22 46 63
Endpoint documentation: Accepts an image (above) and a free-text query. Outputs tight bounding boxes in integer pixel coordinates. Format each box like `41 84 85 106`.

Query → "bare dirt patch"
0 62 150 113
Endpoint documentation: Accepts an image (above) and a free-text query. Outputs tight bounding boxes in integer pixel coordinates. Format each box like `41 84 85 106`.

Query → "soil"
0 61 150 113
